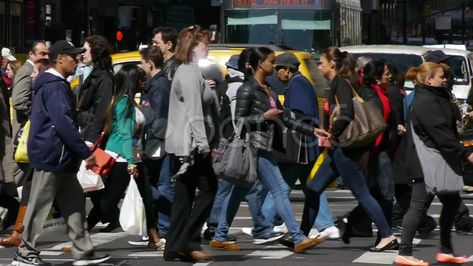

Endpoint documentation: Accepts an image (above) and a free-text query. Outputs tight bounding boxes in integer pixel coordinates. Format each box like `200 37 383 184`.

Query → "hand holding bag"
330 84 387 148
212 120 257 188
119 177 147 235
90 132 116 177
76 160 105 192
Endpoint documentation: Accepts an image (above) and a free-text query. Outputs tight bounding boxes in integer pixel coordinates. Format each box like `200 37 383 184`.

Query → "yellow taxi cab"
111 44 328 120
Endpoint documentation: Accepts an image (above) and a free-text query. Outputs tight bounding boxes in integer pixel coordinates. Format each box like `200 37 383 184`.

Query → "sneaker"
241 227 253 236
314 226 340 240
11 252 52 266
72 253 111 266
209 240 241 251
278 234 294 248
253 232 284 245
203 229 237 243
273 223 288 234
148 238 166 251
128 235 149 246
436 253 471 264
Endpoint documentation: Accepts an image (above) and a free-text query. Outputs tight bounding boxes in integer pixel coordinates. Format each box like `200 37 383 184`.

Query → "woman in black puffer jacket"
233 47 327 253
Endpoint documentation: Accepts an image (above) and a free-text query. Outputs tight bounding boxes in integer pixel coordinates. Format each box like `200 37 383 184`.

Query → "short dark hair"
140 46 164 68
152 26 178 52
363 60 387 86
30 40 47 54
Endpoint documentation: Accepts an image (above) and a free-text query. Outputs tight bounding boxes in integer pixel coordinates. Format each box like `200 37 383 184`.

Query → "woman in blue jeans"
214 47 328 253
315 47 398 252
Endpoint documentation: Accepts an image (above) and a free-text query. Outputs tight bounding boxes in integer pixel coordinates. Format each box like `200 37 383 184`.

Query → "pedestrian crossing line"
352 238 421 264
42 232 128 256
128 251 162 257
247 245 294 259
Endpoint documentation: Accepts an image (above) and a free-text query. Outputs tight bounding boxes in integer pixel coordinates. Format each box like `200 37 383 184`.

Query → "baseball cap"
49 40 85 60
1 48 17 61
225 55 239 70
425 50 451 63
275 53 300 70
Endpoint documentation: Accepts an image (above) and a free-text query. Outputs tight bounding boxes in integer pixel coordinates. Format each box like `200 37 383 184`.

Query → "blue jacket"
28 70 92 172
284 72 320 162
140 71 171 157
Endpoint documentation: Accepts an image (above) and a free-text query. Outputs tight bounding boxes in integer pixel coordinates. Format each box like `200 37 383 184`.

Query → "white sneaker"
241 227 253 236
308 228 319 239
273 223 288 234
313 226 340 239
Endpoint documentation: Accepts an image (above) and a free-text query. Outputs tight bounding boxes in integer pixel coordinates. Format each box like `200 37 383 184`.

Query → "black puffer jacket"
394 84 470 184
234 78 315 151
76 68 113 143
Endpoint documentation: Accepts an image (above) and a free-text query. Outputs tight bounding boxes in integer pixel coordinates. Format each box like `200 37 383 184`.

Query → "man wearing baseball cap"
12 40 110 266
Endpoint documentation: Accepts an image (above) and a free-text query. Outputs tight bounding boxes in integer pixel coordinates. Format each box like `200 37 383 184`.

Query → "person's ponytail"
405 67 418 82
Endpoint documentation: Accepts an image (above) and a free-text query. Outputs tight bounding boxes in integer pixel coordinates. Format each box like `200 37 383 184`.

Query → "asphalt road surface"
0 190 472 266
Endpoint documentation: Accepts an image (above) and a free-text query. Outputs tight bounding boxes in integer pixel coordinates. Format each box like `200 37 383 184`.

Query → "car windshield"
350 53 423 74
445 55 470 85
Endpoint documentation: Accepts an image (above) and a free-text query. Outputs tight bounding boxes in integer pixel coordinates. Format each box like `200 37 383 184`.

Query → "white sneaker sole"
253 234 284 245
72 255 111 266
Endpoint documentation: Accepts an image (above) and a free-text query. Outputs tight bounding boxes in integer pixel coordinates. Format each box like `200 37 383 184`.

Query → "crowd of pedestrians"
0 24 472 266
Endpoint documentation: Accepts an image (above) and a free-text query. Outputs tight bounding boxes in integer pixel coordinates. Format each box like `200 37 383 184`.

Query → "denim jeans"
262 163 335 233
206 179 233 235
310 147 392 238
213 179 274 241
256 151 305 243
147 154 174 237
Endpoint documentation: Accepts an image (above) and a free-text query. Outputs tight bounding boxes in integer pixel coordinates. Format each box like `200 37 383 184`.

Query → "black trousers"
87 162 157 230
399 182 460 256
164 154 217 255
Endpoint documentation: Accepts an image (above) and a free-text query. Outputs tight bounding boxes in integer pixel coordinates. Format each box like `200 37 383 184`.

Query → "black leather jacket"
234 78 315 151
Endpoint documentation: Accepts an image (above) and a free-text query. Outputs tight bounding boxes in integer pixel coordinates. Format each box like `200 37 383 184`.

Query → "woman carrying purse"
314 47 398 252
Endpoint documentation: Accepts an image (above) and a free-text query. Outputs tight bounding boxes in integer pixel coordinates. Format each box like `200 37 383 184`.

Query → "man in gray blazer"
0 41 49 248
12 41 49 138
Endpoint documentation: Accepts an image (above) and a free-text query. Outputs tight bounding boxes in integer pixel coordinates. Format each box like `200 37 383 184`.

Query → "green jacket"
105 96 135 164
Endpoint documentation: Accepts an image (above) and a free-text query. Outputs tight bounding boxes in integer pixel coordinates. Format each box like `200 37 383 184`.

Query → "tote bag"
411 122 464 195
330 84 387 148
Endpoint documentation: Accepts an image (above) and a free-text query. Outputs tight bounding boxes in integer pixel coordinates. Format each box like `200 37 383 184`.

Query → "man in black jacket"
152 27 178 82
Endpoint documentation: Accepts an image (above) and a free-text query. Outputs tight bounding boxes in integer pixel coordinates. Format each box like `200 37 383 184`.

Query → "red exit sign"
234 0 324 9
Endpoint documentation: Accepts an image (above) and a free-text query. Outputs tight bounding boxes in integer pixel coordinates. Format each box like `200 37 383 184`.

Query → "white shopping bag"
119 177 146 235
42 207 67 234
77 161 105 192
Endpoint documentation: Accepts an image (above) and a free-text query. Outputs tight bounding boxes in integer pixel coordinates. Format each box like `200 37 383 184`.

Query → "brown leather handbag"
90 132 116 177
330 86 387 148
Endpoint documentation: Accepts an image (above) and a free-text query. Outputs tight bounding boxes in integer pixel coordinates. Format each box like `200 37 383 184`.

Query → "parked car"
340 45 431 91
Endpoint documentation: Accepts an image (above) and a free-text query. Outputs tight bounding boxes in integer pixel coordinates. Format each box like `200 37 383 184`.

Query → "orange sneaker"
209 240 241 251
395 255 429 266
436 253 471 264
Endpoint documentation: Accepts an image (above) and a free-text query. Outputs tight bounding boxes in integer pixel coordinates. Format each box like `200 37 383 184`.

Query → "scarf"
371 83 391 150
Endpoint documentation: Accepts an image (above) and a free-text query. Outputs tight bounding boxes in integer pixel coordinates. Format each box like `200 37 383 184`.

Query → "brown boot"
0 205 27 247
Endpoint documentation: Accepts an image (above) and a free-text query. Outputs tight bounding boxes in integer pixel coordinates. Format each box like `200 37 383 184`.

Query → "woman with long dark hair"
215 46 327 253
90 65 146 234
314 47 398 251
